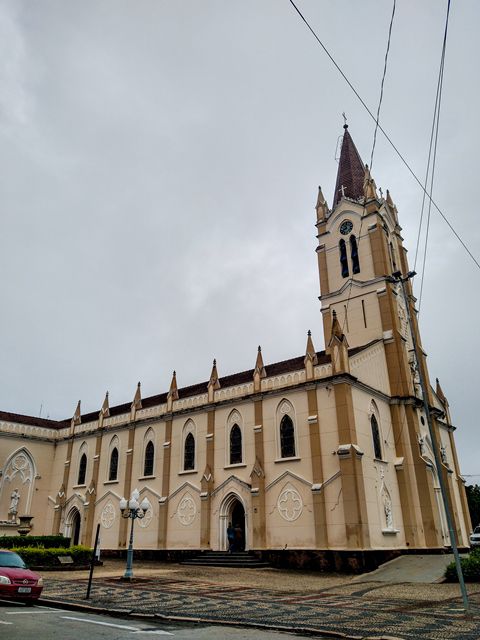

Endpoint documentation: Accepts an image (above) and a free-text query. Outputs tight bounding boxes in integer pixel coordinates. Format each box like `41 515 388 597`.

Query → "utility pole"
389 270 469 610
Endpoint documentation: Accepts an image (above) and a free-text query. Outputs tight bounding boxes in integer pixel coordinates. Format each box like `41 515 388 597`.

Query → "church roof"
1 343 375 429
333 125 365 207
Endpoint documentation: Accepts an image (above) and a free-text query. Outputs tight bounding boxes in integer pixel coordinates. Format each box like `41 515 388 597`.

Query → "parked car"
471 526 480 548
0 550 43 604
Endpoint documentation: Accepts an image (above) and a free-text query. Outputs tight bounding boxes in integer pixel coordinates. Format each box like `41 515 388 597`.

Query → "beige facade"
0 125 471 559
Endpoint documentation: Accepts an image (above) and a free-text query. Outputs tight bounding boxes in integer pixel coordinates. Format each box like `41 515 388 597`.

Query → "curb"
38 597 404 640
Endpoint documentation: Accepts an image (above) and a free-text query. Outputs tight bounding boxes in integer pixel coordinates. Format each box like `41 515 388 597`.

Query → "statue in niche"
440 445 448 464
383 491 393 530
418 435 425 456
9 488 20 521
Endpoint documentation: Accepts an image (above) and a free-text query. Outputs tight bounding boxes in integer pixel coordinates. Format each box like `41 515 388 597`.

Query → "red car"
0 550 43 603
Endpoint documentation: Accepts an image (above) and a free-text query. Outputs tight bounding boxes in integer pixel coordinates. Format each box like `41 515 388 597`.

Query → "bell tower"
315 124 471 550
316 124 410 364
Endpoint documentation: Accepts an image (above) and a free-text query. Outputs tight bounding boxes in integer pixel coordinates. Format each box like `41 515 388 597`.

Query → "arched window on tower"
144 440 155 476
389 242 397 272
78 453 87 485
280 415 296 458
350 235 360 274
184 432 195 470
108 447 119 481
371 414 382 460
339 239 349 278
229 424 242 465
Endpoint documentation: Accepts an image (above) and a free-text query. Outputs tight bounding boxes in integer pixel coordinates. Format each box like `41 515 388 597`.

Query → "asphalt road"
0 602 318 639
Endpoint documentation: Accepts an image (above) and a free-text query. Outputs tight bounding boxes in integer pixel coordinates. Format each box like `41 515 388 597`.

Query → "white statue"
383 492 393 530
9 488 20 520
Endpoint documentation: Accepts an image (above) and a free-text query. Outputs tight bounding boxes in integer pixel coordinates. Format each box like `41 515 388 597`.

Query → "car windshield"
0 551 27 568
474 526 480 534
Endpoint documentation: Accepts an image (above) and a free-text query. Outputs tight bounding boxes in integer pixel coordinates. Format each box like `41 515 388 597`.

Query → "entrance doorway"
72 510 81 546
65 508 81 546
219 493 247 551
231 499 245 551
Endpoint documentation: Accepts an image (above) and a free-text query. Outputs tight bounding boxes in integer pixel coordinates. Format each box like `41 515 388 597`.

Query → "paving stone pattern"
42 576 480 640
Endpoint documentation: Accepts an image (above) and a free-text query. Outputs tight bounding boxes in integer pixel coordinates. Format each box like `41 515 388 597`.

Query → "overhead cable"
288 0 480 271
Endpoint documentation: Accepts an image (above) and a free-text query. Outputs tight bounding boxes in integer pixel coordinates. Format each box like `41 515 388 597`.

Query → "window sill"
382 529 399 536
104 480 119 485
224 463 247 470
73 484 86 489
274 456 301 463
138 475 156 480
374 458 387 464
178 469 197 475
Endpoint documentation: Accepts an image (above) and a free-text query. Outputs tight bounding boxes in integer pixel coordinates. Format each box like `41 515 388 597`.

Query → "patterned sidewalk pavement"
40 573 480 640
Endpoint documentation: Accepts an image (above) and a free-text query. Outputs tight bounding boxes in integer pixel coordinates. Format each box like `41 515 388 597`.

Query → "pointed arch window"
108 447 119 481
389 241 397 272
280 415 296 458
229 424 242 465
78 453 87 485
350 235 360 274
339 239 349 278
184 433 195 471
371 415 382 460
144 440 155 477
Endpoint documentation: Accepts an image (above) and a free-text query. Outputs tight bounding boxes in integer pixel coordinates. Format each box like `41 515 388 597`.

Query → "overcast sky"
1 1 479 478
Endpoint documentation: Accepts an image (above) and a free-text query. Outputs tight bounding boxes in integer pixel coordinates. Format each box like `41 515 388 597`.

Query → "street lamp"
387 270 468 610
119 488 149 580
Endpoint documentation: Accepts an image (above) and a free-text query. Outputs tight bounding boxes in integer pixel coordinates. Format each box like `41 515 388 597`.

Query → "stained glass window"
109 447 118 481
371 415 382 459
280 415 296 458
78 453 87 485
144 441 154 476
184 433 195 470
230 424 242 465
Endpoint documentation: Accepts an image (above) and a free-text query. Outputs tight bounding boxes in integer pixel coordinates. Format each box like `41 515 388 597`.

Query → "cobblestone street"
39 562 480 639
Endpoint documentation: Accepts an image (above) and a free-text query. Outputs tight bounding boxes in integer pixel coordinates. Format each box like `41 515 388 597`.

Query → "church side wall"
351 387 406 549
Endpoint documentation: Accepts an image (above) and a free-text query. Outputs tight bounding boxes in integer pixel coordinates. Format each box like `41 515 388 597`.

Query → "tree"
466 484 480 528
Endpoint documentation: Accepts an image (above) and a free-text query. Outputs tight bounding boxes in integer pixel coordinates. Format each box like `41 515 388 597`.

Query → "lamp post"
388 270 468 610
119 489 149 580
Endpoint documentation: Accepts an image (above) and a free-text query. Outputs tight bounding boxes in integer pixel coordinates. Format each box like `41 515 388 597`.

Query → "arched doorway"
72 510 81 546
231 500 245 551
65 508 81 546
219 493 247 551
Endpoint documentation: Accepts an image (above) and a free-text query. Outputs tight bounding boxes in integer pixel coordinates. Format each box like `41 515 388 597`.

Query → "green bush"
445 550 480 582
0 535 70 549
11 545 92 567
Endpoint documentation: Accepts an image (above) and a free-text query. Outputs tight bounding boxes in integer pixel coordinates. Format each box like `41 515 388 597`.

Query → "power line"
417 0 451 313
337 0 396 348
288 0 480 271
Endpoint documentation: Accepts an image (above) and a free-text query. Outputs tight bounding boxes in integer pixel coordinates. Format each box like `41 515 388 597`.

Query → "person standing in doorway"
227 522 235 553
234 523 243 551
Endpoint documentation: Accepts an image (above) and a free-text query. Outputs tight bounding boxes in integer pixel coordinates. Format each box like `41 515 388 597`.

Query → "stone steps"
181 550 270 568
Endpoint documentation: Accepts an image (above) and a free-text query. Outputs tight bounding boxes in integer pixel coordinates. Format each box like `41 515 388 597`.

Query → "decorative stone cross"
339 184 346 197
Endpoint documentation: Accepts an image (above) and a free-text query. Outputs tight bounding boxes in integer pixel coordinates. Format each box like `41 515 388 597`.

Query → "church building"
0 124 471 569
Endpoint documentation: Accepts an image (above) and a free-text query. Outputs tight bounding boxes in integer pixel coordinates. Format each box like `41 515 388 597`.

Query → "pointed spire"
168 371 179 401
167 370 179 412
333 124 365 207
131 381 142 411
100 391 110 418
386 189 394 207
254 346 266 378
329 310 350 374
331 309 343 339
363 164 378 200
315 186 329 220
72 400 81 427
436 378 448 405
305 330 318 365
208 359 221 391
